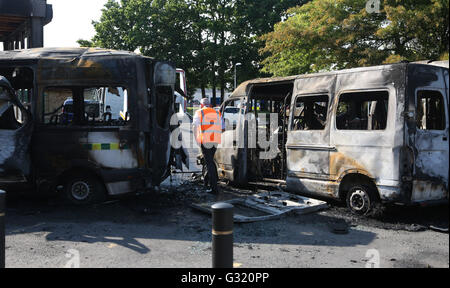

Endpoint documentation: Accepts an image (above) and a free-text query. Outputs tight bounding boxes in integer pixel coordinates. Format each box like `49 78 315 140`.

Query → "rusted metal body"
216 62 449 206
0 47 177 197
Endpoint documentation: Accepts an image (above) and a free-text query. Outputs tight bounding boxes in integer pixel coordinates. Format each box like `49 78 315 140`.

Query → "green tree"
78 0 204 96
76 39 95 47
260 0 449 77
78 0 307 98
379 0 449 62
232 0 308 87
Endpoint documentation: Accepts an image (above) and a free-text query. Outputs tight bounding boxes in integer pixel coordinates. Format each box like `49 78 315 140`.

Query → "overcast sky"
44 0 108 47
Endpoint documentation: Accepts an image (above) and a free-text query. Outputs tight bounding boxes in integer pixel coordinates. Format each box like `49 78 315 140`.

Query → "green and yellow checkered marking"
82 143 129 150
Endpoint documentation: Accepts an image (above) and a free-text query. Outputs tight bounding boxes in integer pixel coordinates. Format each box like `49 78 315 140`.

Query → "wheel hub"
71 181 90 201
350 189 370 212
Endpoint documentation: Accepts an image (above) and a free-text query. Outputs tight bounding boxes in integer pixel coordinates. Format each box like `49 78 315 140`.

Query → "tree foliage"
260 0 449 76
78 0 306 99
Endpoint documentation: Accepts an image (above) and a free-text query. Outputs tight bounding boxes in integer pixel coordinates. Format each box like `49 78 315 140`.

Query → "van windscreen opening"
0 87 25 130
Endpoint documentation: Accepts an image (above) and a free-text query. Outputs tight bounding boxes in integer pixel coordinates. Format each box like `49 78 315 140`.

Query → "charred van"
0 47 183 204
216 61 449 214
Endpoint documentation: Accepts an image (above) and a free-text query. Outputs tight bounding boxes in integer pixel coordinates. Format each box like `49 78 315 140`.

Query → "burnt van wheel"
64 174 106 205
346 185 379 215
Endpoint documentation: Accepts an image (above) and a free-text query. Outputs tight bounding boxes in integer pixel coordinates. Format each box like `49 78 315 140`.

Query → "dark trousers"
201 145 218 192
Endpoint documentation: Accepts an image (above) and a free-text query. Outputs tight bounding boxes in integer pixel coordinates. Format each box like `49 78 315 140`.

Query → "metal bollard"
0 190 5 268
211 202 234 268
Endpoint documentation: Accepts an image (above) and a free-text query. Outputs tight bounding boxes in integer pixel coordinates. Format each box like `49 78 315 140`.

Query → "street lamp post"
234 63 242 90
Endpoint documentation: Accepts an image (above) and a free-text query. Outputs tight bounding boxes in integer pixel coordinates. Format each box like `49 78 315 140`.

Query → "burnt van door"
150 62 176 185
286 76 335 197
0 77 32 181
412 80 449 202
215 97 246 183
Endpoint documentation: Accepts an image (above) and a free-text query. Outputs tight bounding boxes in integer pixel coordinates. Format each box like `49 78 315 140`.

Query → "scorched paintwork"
0 47 178 199
216 62 449 207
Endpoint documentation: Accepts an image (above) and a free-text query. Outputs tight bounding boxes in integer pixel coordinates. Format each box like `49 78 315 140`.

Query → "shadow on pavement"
4 190 376 254
4 186 447 254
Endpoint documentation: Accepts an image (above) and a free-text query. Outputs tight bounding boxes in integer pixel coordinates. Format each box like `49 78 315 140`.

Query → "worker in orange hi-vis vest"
193 98 225 194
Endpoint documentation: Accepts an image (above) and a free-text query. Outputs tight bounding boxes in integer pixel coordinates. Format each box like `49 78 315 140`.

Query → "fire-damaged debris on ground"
191 191 328 223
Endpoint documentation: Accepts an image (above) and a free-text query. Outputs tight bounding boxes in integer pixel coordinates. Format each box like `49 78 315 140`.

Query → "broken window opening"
42 86 130 127
43 87 73 125
416 90 446 130
292 95 329 131
84 87 130 126
0 67 34 91
0 87 25 130
0 66 34 115
336 91 389 131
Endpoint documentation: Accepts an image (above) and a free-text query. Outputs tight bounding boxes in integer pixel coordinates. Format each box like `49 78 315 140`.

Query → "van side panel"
330 67 405 202
287 66 406 202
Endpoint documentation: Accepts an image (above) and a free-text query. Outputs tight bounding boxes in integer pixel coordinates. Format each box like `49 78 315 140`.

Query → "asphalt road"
3 177 449 268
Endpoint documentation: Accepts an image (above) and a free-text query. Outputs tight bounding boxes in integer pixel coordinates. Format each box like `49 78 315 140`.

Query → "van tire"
345 184 379 216
64 174 106 205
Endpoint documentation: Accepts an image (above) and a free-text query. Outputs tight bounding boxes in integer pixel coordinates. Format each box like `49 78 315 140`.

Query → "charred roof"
0 47 151 61
0 47 160 85
230 61 449 98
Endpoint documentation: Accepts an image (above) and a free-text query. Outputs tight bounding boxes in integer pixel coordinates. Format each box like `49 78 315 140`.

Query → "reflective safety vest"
195 107 222 144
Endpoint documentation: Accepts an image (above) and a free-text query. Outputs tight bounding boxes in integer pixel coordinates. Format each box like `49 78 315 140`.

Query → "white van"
216 62 449 214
